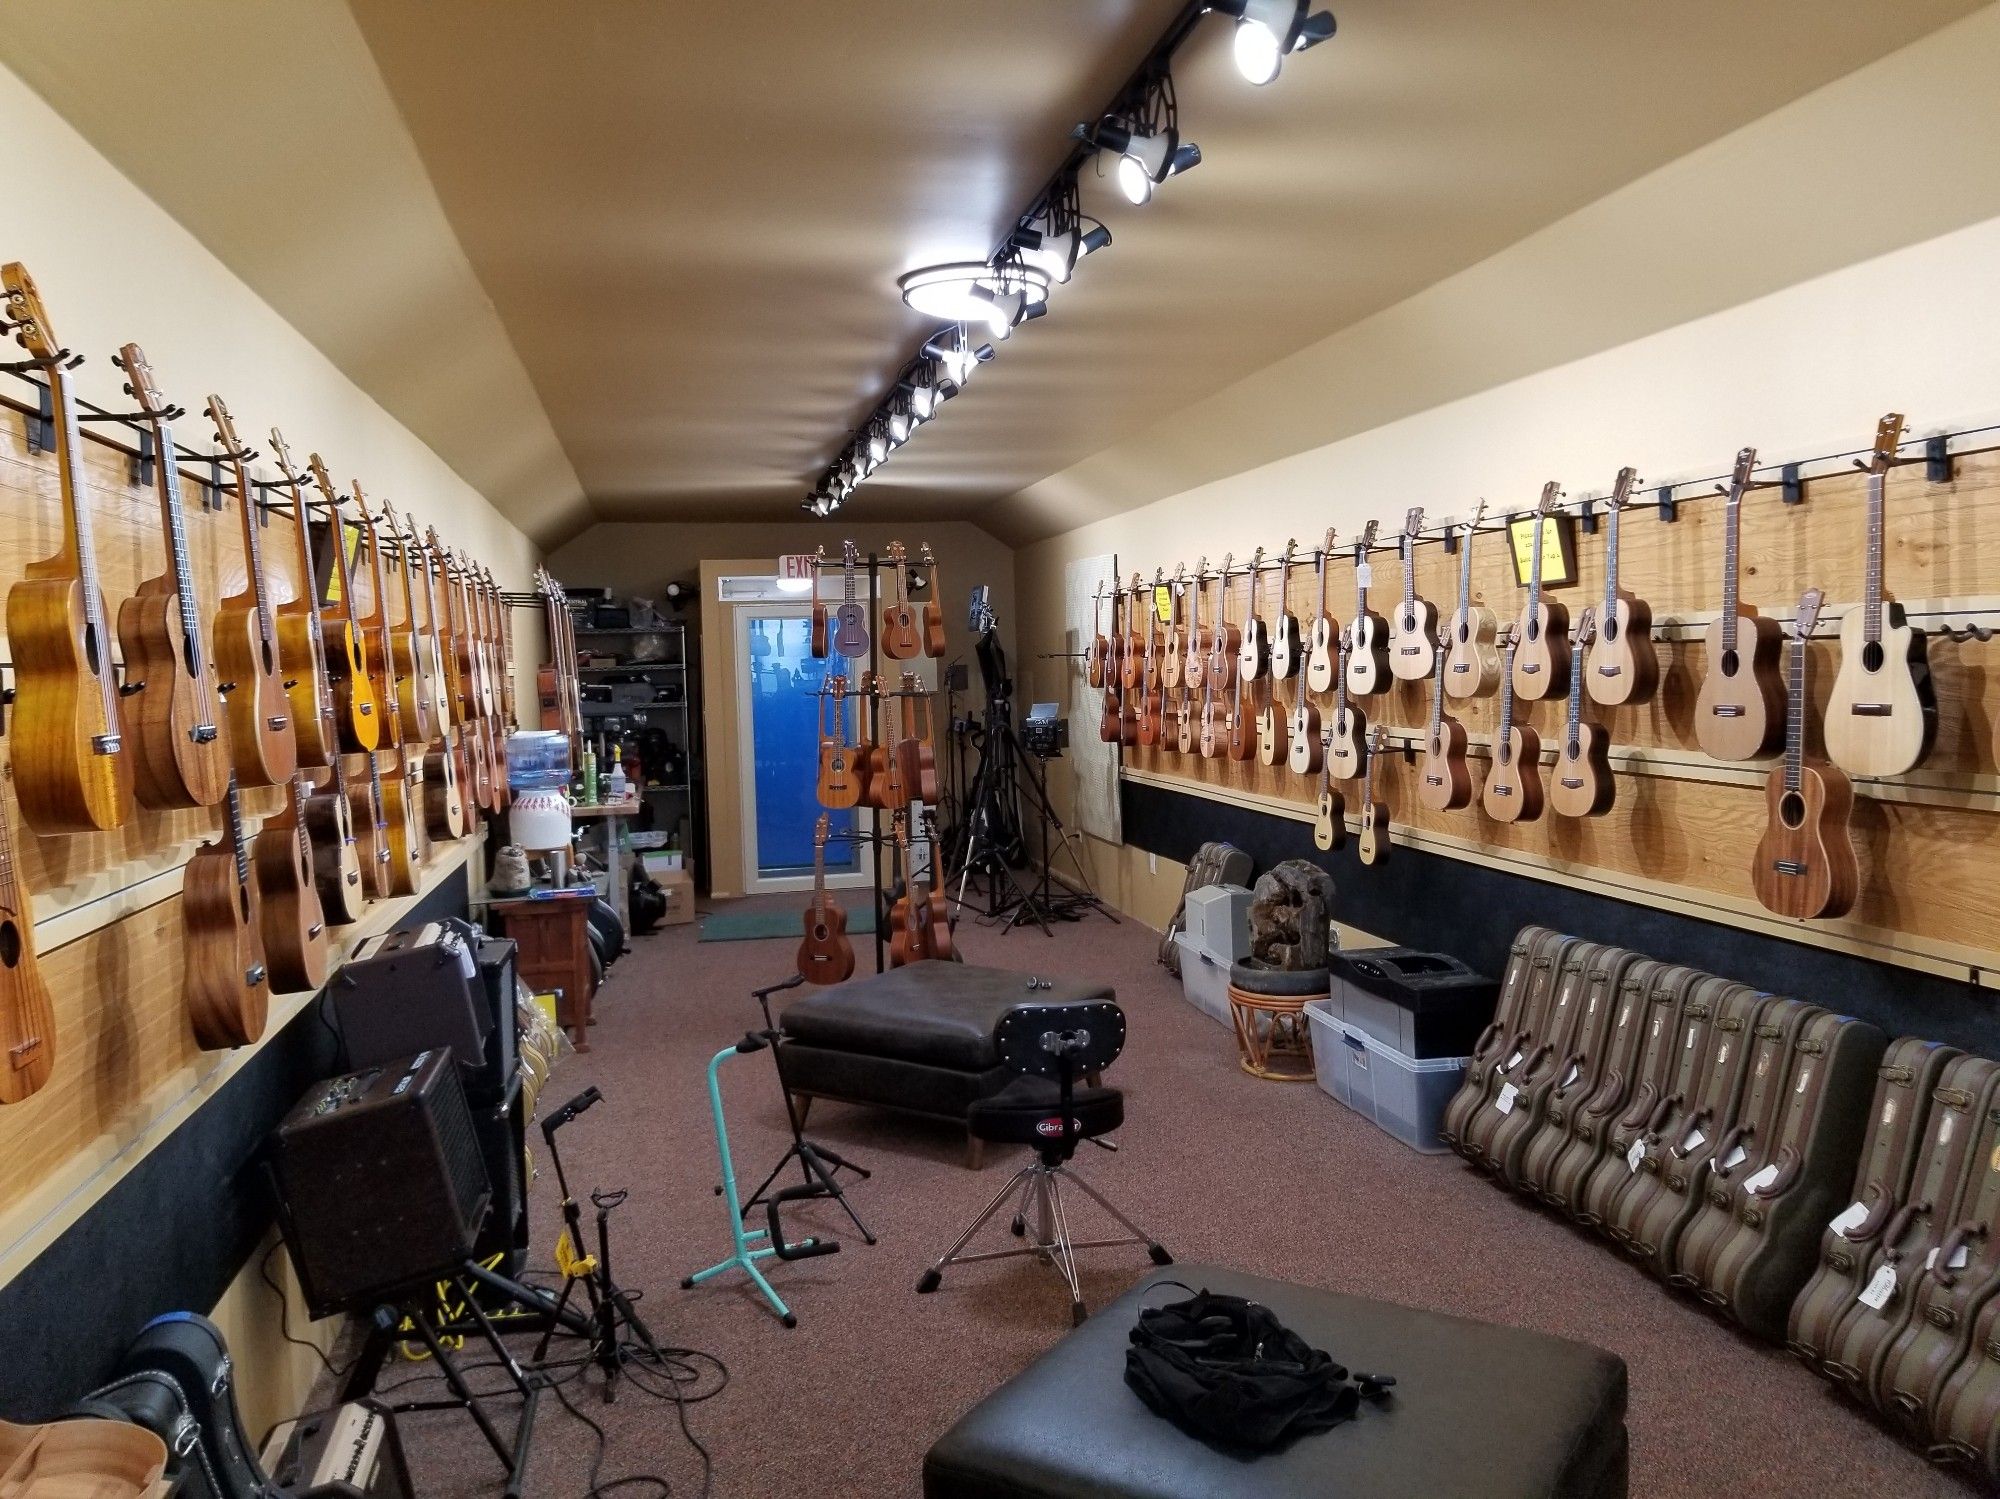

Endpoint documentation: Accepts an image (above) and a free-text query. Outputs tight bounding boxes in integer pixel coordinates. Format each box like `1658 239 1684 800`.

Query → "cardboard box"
657 868 695 926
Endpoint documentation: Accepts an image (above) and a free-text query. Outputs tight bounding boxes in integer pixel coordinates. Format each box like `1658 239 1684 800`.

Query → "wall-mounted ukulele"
390 507 464 841
1483 625 1544 823
810 546 830 659
1312 746 1345 852
1270 541 1304 681
1207 553 1240 689
1121 574 1147 693
113 346 229 811
1693 447 1784 761
880 540 922 659
901 671 940 803
265 431 340 766
1443 502 1500 699
1254 653 1282 769
1162 563 1187 694
374 501 436 753
2 262 134 833
919 543 947 658
832 541 870 659
356 496 426 894
1225 651 1255 763
797 813 856 985
307 454 382 755
435 532 494 816
183 773 271 1051
1753 589 1858 920
1085 582 1110 689
818 675 864 808
1357 727 1391 867
303 751 366 926
446 541 502 814
1198 657 1224 759
1345 523 1391 698
1136 571 1165 748
477 564 513 790
1184 558 1209 691
1825 412 1935 778
1417 621 1473 813
1511 482 1570 701
1387 508 1437 682
207 396 297 788
253 769 331 994
1325 635 1368 783
1097 661 1122 747
1285 635 1323 777
1174 648 1197 755
1583 467 1657 706
1550 608 1614 819
0 725 56 1103
1304 528 1340 696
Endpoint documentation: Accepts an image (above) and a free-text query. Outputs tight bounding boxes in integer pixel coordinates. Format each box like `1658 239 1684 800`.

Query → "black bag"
1124 1287 1393 1451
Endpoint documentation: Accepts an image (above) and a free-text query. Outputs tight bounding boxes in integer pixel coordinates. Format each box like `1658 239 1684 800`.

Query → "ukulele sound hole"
0 921 19 968
83 621 104 676
1719 649 1741 676
1779 790 1808 830
1861 640 1886 673
1603 618 1619 641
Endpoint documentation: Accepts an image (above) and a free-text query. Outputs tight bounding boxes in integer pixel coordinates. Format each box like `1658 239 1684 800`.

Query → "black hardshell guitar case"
116 1311 271 1499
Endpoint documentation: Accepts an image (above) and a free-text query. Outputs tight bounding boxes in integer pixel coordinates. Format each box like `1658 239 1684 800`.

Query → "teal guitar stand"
682 1026 840 1327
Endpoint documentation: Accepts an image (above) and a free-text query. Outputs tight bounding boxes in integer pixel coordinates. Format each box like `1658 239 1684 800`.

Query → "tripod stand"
1012 736 1117 932
737 973 877 1245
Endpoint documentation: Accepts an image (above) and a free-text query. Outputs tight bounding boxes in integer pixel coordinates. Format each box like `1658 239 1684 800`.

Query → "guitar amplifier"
333 919 492 1081
260 1401 413 1499
270 1050 492 1318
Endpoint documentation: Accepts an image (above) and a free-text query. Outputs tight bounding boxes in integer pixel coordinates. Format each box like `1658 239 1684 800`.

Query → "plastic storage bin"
1172 933 1233 1027
1326 947 1497 1060
1305 1001 1468 1154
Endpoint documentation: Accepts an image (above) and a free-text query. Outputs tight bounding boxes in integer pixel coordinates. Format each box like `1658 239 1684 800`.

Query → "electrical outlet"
1148 851 1157 874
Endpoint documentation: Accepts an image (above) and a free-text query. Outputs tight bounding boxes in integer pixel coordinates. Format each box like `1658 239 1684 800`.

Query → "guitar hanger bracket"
1779 463 1804 505
1656 485 1680 523
1576 496 1598 534
1925 435 1955 484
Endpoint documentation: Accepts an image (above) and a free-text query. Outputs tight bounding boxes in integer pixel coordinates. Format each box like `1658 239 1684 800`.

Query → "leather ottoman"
924 1265 1628 1499
779 961 1116 1167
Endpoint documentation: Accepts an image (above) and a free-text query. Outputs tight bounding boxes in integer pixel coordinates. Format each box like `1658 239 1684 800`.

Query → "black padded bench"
779 960 1115 1167
925 1265 1629 1498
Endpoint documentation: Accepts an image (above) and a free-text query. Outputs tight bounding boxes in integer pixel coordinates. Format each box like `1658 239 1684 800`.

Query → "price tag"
1926 1245 1972 1271
1681 1125 1706 1153
1627 1138 1646 1173
1356 562 1373 588
1743 1163 1779 1194
1561 1062 1581 1088
1504 1050 1524 1071
1494 1084 1518 1115
1829 1201 1869 1237
1858 1264 1897 1311
1719 1144 1750 1172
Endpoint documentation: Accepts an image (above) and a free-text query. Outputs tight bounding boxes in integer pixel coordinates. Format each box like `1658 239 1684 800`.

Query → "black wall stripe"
0 877 468 1420
1122 779 1996 1057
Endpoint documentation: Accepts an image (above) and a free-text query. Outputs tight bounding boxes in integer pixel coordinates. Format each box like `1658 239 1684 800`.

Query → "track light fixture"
1211 0 1336 85
1013 175 1113 285
1091 72 1199 206
898 260 1050 337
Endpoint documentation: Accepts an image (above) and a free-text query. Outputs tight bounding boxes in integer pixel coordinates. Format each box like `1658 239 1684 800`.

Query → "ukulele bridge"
1773 860 1807 877
267 714 291 731
1560 777 1584 790
190 724 220 743
1850 704 1892 717
1710 705 1744 718
91 732 123 755
244 963 267 986
9 1037 44 1067
1597 665 1622 676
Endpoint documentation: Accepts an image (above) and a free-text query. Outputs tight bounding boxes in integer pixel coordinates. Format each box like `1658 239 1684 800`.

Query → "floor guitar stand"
737 973 878 1247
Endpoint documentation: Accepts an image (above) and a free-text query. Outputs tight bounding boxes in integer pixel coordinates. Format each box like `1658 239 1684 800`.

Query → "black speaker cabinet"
271 1050 493 1319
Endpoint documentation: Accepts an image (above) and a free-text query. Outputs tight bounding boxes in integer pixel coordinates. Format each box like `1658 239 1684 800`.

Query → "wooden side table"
1227 983 1322 1081
491 894 597 1051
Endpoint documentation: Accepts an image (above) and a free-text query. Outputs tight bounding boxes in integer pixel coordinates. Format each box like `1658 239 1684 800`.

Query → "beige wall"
1016 11 2000 919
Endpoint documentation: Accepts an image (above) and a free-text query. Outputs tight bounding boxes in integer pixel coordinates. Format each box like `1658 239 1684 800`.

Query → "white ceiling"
2 1 1985 546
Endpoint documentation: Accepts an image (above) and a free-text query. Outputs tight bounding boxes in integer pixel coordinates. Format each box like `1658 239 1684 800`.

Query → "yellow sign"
1153 585 1174 625
1505 514 1576 588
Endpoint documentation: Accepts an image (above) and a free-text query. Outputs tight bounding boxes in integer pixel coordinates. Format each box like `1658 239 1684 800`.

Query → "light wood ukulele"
880 540 922 660
207 396 298 787
1824 412 1935 777
1303 528 1340 695
1325 634 1368 783
355 496 426 894
1207 553 1241 689
919 543 948 658
401 516 467 840
1162 564 1187 693
1443 502 1500 699
1184 559 1210 691
1357 726 1391 867
1344 522 1391 697
1269 541 1303 681
1583 467 1658 706
1693 448 1785 760
113 346 230 811
1086 582 1110 689
1121 574 1147 693
1511 482 1570 701
183 773 272 1051
1312 747 1345 852
1386 508 1437 682
1482 625 1544 824
797 813 855 985
1136 571 1165 747
0 745 56 1103
307 454 383 755
1417 619 1473 813
1551 608 1615 819
2 262 135 833
1285 628 1324 777
817 675 863 808
265 431 341 766
1753 589 1858 920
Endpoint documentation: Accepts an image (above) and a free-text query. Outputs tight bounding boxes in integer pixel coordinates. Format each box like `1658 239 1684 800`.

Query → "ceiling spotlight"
1212 1 1336 84
938 331 979 386
867 428 889 464
1097 119 1178 205
887 407 913 444
899 261 1048 337
903 368 940 419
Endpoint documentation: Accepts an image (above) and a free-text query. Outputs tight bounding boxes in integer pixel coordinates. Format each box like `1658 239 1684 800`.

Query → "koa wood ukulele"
919 543 948 658
810 545 830 659
302 751 366 926
1344 522 1391 697
879 540 922 660
1416 623 1472 813
1443 502 1500 699
1162 563 1187 693
1550 608 1614 819
207 395 298 787
1583 467 1658 707
1482 625 1544 824
183 773 271 1050
253 770 331 993
797 813 855 985
817 675 863 808
1386 508 1437 682
400 513 466 841
1206 553 1241 689
1824 412 1935 778
307 454 382 754
1085 582 1110 689
1303 528 1339 695
888 811 952 966
1357 727 1390 868
1511 482 1569 702
1121 574 1147 692
265 430 341 766
1753 589 1857 920
113 346 230 811
1136 571 1165 747
2 262 134 833
0 747 56 1104
1693 447 1785 761
355 494 426 895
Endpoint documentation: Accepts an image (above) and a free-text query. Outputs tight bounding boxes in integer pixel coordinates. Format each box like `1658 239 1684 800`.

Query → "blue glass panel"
750 617 858 878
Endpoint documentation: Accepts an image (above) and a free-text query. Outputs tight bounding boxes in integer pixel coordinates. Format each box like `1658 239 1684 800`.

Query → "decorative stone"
1247 859 1337 971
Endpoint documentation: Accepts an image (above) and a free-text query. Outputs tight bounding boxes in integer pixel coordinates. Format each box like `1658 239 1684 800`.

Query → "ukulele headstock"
1464 499 1487 536
307 453 340 504
115 343 172 419
1608 467 1638 508
1321 526 1337 561
1861 412 1906 475
1403 507 1425 541
0 262 61 362
205 392 250 457
1792 588 1824 640
1536 481 1562 516
1357 520 1379 554
268 428 303 485
1726 447 1758 501
1573 605 1597 650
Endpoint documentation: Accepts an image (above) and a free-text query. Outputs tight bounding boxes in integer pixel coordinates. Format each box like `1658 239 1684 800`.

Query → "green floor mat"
699 907 877 942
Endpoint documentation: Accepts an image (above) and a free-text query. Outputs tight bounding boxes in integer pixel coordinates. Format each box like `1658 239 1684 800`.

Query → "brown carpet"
372 894 1982 1499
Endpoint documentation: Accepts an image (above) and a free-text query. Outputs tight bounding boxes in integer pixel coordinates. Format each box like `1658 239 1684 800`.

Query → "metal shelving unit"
570 614 698 860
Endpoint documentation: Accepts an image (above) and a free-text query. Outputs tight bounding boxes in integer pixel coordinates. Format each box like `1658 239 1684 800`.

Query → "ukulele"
1386 508 1437 682
880 540 922 660
1121 575 1147 692
1269 540 1304 681
1303 528 1340 695
467 553 510 812
354 499 425 894
183 773 272 1050
832 541 870 658
1325 635 1368 782
1136 574 1165 748
1285 642 1324 776
817 675 864 808
1207 554 1242 689
1825 412 1935 777
1482 625 1544 823
1198 662 1224 759
1237 546 1271 682
1255 671 1281 769
1174 659 1197 755
113 347 230 810
1416 625 1473 813
869 681 912 810
809 546 830 659
435 536 496 813
307 455 383 753
1344 522 1391 697
376 501 437 750
206 396 297 788
1584 467 1657 706
1184 557 1209 691
477 565 512 793
252 770 331 993
1311 751 1345 852
1753 589 1858 920
1225 659 1255 763
1085 582 1110 689
397 513 465 840
797 813 855 985
1357 726 1391 867
0 748 56 1104
303 753 367 925
2 263 135 833
265 432 341 766
919 543 947 657
888 811 951 966
1098 675 1123 745
1694 447 1785 760
897 672 940 803
1550 608 1614 819
1511 482 1570 701
1443 501 1501 699
1162 564 1187 692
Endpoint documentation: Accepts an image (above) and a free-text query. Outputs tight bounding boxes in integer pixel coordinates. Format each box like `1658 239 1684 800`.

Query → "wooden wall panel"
1125 440 2000 978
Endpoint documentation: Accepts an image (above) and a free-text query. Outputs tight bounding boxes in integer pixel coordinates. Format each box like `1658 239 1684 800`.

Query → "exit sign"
779 553 818 580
